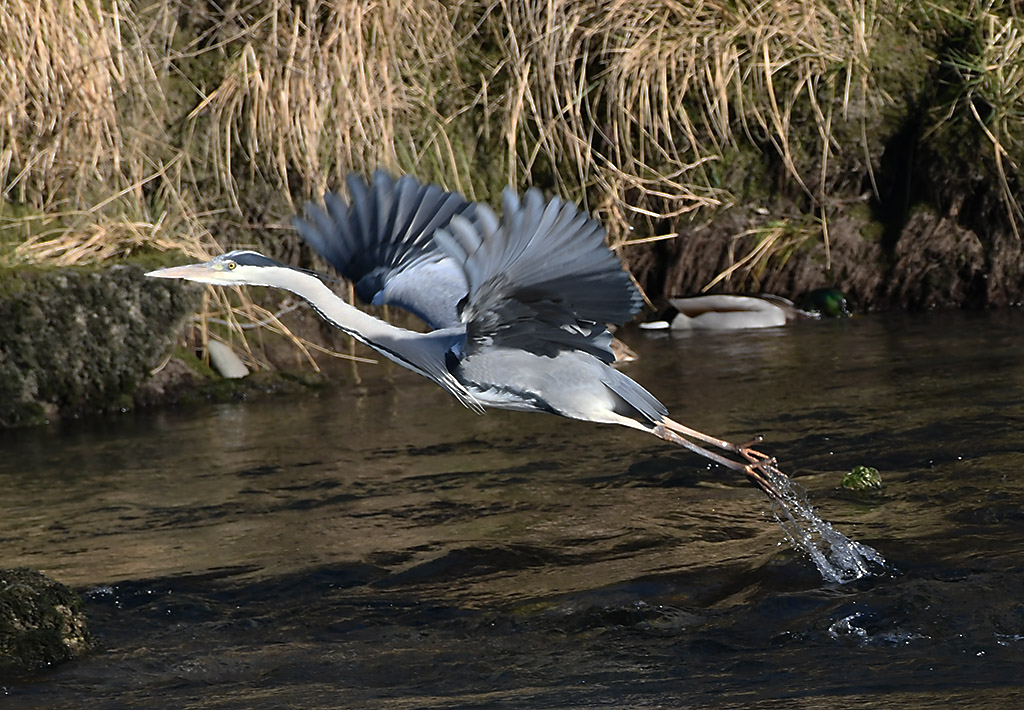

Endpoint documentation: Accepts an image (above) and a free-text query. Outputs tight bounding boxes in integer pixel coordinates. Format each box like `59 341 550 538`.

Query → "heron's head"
146 250 291 287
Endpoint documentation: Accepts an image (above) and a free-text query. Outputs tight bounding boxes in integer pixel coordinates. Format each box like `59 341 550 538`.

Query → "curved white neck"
264 267 481 412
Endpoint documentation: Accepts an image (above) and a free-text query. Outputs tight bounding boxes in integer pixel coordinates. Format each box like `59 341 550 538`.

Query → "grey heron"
148 172 786 502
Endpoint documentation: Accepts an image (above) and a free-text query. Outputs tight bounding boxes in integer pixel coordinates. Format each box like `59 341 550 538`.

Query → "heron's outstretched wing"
291 171 474 329
434 186 642 362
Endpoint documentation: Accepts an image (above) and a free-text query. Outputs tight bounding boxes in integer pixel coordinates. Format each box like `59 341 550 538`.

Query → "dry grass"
0 0 122 208
1 0 887 253
0 0 216 262
486 0 883 254
939 2 1024 238
703 219 820 292
182 0 476 211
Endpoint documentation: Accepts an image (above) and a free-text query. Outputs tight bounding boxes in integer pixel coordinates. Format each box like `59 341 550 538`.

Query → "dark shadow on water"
9 551 1024 708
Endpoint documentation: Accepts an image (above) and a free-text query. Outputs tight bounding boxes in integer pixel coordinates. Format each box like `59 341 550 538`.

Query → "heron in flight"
147 172 783 501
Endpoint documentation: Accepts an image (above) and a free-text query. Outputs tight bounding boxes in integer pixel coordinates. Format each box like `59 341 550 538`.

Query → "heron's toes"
739 445 775 466
743 461 784 501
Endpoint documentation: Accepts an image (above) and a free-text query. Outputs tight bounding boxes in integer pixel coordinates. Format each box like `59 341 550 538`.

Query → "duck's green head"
800 288 851 318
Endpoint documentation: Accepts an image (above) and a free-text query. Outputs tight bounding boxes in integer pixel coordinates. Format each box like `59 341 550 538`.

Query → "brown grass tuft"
485 0 883 256
182 1 474 210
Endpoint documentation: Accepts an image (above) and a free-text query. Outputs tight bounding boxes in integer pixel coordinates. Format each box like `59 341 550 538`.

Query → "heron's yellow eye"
227 261 237 270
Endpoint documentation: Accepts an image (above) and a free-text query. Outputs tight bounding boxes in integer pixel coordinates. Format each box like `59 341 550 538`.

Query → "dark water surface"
3 312 1024 708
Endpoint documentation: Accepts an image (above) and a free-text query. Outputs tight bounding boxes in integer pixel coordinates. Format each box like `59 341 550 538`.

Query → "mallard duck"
640 288 849 331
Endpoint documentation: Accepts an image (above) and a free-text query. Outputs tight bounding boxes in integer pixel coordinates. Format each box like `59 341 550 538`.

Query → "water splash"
763 464 886 583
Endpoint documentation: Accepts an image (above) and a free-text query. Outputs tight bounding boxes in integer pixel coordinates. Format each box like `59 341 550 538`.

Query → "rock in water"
0 568 91 677
208 339 250 379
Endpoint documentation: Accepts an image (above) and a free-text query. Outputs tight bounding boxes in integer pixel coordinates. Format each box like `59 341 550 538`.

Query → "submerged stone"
842 465 883 492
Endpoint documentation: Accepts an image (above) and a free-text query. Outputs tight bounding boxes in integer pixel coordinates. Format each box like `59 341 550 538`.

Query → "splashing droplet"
764 465 886 583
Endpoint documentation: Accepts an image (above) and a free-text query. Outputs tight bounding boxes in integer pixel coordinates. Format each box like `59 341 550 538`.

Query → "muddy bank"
632 201 1010 312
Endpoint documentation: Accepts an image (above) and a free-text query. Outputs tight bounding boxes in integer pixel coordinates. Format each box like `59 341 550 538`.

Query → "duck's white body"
641 294 812 331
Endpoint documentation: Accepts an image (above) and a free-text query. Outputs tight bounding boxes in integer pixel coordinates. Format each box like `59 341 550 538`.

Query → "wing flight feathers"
292 171 474 328
294 173 641 355
435 186 642 361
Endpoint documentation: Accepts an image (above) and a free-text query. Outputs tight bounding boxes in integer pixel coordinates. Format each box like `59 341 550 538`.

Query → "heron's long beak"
146 262 225 284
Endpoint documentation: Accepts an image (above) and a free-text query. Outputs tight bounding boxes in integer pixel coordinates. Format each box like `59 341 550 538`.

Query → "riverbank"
1 1 1022 423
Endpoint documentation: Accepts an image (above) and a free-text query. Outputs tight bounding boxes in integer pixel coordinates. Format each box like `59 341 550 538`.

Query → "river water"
3 312 1023 707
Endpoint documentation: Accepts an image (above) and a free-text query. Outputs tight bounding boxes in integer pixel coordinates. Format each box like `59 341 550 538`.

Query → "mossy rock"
841 465 883 492
0 568 90 678
0 263 199 426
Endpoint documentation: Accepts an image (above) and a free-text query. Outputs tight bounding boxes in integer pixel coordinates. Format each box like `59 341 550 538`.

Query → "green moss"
0 568 90 677
0 200 67 262
861 220 885 243
841 465 883 492
173 346 216 378
0 264 199 426
713 143 775 204
846 203 885 243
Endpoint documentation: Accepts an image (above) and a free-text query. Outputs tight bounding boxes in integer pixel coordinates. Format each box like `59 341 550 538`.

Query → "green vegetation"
0 264 197 426
842 465 883 492
0 568 90 676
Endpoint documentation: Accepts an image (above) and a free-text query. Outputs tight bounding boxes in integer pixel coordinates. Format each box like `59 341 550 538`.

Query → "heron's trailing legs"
650 417 886 583
661 416 773 461
652 418 786 502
